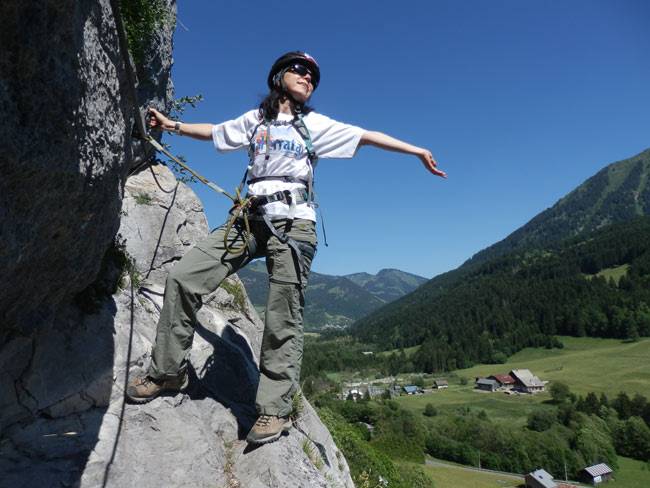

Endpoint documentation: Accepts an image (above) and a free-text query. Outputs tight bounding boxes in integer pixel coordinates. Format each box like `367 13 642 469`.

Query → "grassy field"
377 344 421 358
456 336 650 397
607 456 650 488
395 385 551 427
420 459 524 488
587 263 630 284
421 456 650 488
393 337 650 487
395 336 650 425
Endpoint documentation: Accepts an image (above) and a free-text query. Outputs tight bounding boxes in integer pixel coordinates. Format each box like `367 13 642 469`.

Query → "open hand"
419 150 446 178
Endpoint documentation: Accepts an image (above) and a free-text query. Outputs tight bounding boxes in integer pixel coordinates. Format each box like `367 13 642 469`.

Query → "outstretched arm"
148 108 213 141
359 130 446 178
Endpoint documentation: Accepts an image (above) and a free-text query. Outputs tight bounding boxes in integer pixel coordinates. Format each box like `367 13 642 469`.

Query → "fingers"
420 152 446 178
147 107 165 129
430 158 446 178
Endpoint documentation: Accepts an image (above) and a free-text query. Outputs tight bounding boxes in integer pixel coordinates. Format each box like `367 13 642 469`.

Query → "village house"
510 369 545 393
402 385 421 395
366 385 386 398
524 468 583 488
580 463 613 485
525 468 557 488
476 378 499 392
340 388 363 401
434 379 449 389
340 383 393 400
489 373 515 388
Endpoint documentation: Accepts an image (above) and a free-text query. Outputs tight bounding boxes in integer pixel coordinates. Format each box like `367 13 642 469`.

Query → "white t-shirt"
212 110 365 221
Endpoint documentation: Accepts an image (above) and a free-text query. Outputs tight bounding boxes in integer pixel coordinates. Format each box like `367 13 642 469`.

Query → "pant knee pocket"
296 240 317 261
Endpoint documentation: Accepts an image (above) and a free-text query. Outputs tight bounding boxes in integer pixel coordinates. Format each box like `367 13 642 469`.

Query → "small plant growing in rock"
134 192 153 205
219 279 247 314
74 236 140 313
118 0 173 66
301 438 324 470
164 94 204 184
357 470 387 488
291 392 305 423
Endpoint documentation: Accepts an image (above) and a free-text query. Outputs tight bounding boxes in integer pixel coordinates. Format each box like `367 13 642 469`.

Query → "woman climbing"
126 51 446 444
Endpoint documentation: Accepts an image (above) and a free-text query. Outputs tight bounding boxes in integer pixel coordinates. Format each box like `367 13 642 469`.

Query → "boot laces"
139 376 159 387
257 414 273 426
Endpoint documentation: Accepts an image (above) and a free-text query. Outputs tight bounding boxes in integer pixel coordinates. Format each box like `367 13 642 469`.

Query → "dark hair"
258 87 313 120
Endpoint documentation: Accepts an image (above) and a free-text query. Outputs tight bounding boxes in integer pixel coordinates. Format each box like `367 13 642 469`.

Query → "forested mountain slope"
351 216 650 372
389 148 650 311
348 149 650 371
237 262 426 329
467 147 650 266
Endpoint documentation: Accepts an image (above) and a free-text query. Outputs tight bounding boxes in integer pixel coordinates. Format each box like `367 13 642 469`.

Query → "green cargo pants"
148 217 317 417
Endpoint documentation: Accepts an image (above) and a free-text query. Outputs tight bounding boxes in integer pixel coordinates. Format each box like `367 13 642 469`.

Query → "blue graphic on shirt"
253 130 303 158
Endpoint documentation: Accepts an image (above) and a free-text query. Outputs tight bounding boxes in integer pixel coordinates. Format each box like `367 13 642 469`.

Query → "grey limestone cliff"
0 1 352 487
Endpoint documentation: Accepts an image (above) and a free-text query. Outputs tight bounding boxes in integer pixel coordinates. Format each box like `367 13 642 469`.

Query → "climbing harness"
239 109 328 243
130 130 253 255
134 114 324 264
120 35 325 261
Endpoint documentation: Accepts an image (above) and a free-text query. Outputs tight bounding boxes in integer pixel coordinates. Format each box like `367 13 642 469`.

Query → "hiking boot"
126 372 189 404
246 414 291 444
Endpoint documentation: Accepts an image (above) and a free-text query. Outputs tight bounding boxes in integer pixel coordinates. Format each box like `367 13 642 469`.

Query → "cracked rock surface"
1 163 354 488
0 1 353 486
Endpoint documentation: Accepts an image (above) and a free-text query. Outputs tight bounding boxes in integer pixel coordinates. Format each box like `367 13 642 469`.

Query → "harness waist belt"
246 187 311 213
247 175 310 186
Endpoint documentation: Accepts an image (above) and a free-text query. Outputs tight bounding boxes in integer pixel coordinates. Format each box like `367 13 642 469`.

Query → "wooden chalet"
525 468 557 488
402 385 421 395
510 369 545 393
489 373 515 387
476 378 499 392
580 463 613 485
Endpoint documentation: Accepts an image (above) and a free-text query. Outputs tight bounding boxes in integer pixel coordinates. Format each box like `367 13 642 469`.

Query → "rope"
145 173 179 280
109 0 252 255
144 136 252 254
102 4 252 483
101 259 136 488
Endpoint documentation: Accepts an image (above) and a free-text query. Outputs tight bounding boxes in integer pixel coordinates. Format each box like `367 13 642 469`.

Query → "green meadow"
418 456 650 488
420 459 524 488
587 263 630 285
458 335 650 397
394 337 650 487
395 336 650 425
395 381 550 427
607 456 650 488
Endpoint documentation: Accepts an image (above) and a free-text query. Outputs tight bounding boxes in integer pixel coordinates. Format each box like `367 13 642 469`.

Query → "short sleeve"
304 112 365 159
211 110 260 153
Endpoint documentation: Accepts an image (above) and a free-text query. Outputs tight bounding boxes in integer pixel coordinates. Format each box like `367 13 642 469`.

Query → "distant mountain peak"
237 266 427 330
465 147 650 267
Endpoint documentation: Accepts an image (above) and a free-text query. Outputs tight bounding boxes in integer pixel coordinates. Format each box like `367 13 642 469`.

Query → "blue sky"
164 0 650 279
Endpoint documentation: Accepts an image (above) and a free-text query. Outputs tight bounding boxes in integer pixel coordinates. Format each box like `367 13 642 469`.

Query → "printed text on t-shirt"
253 130 303 158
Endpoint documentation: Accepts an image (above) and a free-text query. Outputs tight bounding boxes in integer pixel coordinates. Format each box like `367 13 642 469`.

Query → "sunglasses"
287 64 312 78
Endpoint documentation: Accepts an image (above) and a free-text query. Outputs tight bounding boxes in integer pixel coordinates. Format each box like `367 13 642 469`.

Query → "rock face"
1 0 132 335
1 0 174 437
0 2 353 487
1 164 353 487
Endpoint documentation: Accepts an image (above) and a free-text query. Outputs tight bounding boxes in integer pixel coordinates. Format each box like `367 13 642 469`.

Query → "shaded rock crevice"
1 1 354 486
